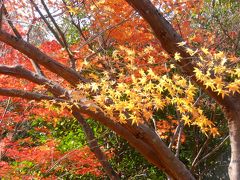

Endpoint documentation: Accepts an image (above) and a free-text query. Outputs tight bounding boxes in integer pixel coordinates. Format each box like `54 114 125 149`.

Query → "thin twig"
0 0 3 30
75 12 135 52
2 4 21 38
29 0 64 47
41 0 76 69
191 135 211 168
0 97 10 124
175 121 183 157
193 135 229 168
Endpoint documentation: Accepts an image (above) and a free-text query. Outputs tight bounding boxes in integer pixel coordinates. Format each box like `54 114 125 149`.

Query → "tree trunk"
225 104 240 180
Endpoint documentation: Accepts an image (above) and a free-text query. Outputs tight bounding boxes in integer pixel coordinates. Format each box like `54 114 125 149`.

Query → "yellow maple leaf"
126 48 135 56
204 80 215 90
119 113 127 123
177 41 187 47
215 88 227 99
186 48 197 56
67 6 79 14
201 47 209 54
214 66 226 74
182 114 191 126
143 81 155 92
117 83 126 92
227 82 240 94
235 69 240 78
170 64 176 69
153 97 165 110
144 45 154 53
90 82 99 92
174 52 182 61
194 68 203 80
214 51 224 59
177 105 187 114
147 68 156 78
126 102 135 110
139 69 146 76
139 76 147 85
213 77 223 87
148 56 155 64
162 52 170 58
130 113 140 124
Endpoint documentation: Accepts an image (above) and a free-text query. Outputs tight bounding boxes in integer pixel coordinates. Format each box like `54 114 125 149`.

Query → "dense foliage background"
0 0 239 179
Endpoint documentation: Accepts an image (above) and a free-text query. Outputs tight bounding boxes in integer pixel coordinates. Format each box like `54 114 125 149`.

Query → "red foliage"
0 161 12 177
0 136 106 178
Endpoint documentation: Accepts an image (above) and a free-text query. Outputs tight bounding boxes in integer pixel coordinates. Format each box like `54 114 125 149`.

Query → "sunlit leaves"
73 63 216 133
90 82 99 92
67 5 80 15
177 41 187 47
67 42 240 136
201 47 210 55
192 48 240 96
174 52 182 61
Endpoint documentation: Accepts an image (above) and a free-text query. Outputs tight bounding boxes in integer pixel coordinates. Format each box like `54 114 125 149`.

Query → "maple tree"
0 0 239 179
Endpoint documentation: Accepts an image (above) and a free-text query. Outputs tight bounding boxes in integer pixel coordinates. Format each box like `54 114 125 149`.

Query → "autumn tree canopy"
0 0 239 179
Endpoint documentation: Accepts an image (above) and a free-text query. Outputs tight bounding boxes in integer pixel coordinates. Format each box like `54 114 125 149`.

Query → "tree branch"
0 85 167 177
2 4 21 38
0 88 54 101
0 30 87 85
40 0 76 69
29 0 64 47
0 64 68 97
123 122 195 179
193 135 229 168
0 0 3 30
2 4 45 77
191 135 211 169
0 64 119 179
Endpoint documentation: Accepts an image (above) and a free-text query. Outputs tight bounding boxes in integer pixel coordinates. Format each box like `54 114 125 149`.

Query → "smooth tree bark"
224 106 240 180
124 0 240 179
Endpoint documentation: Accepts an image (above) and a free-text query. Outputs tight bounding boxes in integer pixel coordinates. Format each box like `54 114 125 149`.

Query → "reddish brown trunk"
225 104 240 180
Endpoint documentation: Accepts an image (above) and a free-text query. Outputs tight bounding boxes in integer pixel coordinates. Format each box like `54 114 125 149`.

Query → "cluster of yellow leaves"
66 3 80 15
190 48 240 98
174 46 240 98
74 66 216 134
42 99 72 114
111 45 168 76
